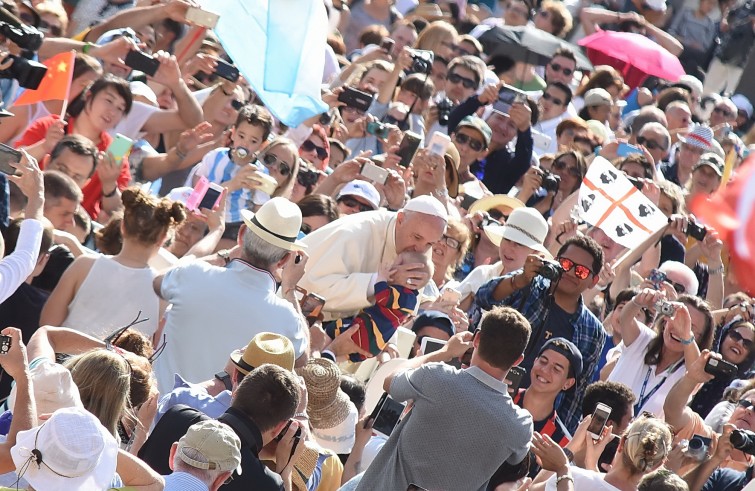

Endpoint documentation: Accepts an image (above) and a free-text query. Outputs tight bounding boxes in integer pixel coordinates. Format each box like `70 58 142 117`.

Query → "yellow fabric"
72 28 90 42
317 451 344 491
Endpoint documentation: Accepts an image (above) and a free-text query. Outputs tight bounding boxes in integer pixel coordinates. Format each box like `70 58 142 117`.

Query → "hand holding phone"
124 50 160 77
587 403 612 440
107 134 133 164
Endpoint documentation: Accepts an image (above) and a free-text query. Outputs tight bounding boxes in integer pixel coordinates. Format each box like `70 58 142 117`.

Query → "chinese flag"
691 155 755 294
13 51 75 106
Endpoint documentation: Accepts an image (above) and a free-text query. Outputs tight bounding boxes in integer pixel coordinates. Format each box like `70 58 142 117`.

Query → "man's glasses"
548 63 573 76
729 330 754 350
440 234 461 250
301 140 328 160
557 257 593 280
542 92 565 106
338 196 373 212
453 132 485 151
447 72 477 90
552 159 581 178
738 399 755 411
262 153 291 176
636 135 664 151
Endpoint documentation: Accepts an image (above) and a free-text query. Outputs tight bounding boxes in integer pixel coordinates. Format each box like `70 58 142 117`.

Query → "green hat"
456 115 492 148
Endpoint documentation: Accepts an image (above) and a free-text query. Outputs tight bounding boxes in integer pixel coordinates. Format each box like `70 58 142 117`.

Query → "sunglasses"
729 330 755 350
341 105 366 116
713 107 735 119
440 234 461 250
552 159 582 178
301 140 328 160
231 99 244 111
542 92 565 106
549 63 573 76
557 257 593 280
738 399 755 411
447 72 477 90
453 132 485 151
636 135 664 151
262 153 291 176
300 223 312 235
338 196 373 212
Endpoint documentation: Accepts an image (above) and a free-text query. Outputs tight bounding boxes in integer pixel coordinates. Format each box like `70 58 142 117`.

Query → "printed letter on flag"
576 157 667 248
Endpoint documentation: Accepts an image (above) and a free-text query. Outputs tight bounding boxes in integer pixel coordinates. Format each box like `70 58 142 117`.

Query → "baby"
326 251 433 362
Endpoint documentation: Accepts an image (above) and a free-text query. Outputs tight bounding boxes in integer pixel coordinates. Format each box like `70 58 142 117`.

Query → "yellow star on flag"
57 61 67 72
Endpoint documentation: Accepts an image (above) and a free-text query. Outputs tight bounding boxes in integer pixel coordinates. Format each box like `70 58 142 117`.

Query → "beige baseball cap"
177 420 242 474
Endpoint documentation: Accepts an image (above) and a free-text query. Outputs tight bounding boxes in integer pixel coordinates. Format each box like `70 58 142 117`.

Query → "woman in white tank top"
40 187 186 340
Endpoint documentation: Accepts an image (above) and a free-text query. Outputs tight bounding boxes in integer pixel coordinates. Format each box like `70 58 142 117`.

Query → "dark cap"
411 310 455 338
537 337 582 380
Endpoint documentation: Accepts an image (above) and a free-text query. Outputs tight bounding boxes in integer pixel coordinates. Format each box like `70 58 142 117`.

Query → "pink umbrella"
578 29 685 89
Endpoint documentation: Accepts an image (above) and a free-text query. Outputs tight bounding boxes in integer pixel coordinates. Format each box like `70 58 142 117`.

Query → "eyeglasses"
231 99 244 111
447 72 477 90
338 196 373 212
341 105 366 116
453 132 485 151
542 92 565 106
738 399 755 411
548 63 574 76
729 330 755 350
552 159 582 178
713 107 735 119
262 153 291 176
301 140 328 160
557 257 593 280
637 135 664 151
440 234 461 249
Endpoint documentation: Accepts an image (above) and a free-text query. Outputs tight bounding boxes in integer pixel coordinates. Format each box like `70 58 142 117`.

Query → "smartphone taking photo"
587 403 612 440
368 392 406 439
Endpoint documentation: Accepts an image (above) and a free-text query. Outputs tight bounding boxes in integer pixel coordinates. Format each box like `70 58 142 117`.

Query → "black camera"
686 220 707 242
730 429 755 455
0 335 10 355
435 97 454 127
538 259 563 281
0 11 44 52
408 49 433 75
297 167 319 188
542 170 561 193
0 54 46 89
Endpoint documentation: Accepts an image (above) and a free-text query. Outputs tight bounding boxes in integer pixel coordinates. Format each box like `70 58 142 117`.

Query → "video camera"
731 429 755 455
0 8 46 89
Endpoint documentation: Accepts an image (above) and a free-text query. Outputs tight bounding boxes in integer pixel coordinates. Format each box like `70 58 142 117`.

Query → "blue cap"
411 311 455 338
537 337 583 380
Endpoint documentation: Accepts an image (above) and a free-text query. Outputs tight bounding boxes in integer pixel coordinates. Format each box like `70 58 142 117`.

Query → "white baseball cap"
336 180 381 210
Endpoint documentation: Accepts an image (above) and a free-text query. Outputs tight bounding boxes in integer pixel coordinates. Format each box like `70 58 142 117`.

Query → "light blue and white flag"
199 0 329 127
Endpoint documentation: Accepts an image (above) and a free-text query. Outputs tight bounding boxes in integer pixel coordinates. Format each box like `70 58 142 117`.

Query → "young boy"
192 104 274 241
326 250 434 362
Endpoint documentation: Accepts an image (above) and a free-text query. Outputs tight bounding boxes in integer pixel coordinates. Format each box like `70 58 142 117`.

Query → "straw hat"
411 3 451 21
300 359 353 429
230 332 295 375
468 194 525 216
11 407 118 491
240 197 306 251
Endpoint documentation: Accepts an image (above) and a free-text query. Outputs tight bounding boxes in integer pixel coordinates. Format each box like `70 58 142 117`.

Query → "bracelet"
83 42 94 54
175 144 188 161
680 334 696 345
556 474 574 485
709 265 725 275
102 186 118 198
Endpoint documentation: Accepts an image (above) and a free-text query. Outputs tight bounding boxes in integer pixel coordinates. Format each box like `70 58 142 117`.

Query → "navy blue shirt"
701 466 752 491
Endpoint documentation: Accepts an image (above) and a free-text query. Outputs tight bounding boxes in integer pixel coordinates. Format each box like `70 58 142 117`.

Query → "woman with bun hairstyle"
41 187 185 338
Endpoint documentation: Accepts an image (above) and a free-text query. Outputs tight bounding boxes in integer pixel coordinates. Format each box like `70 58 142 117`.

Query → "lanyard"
634 359 684 414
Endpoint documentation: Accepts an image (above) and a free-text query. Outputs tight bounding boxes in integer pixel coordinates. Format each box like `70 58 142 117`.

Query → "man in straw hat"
350 306 533 491
164 420 241 491
153 197 310 394
299 194 447 320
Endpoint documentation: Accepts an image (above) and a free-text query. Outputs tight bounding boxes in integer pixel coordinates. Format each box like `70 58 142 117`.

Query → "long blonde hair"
415 21 458 57
258 137 300 200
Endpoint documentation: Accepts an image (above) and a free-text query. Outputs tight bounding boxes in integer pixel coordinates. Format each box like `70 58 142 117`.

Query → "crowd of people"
0 0 754 489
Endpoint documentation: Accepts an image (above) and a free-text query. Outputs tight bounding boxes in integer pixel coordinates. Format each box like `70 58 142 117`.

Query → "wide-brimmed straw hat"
300 358 352 429
230 332 295 375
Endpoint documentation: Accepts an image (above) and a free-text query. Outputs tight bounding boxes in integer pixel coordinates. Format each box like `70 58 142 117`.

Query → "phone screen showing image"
372 395 406 438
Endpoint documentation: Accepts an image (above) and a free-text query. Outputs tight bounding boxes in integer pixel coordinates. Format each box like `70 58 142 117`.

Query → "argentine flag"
200 0 329 128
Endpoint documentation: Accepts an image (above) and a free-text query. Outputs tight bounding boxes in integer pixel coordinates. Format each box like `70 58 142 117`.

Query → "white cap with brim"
483 207 551 256
240 197 306 251
337 179 381 210
402 195 448 221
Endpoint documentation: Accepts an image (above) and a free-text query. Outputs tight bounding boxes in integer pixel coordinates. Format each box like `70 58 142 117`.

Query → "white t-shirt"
607 322 686 418
110 101 161 140
545 467 620 491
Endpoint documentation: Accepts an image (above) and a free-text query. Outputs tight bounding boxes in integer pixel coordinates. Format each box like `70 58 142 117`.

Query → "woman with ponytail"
41 187 185 338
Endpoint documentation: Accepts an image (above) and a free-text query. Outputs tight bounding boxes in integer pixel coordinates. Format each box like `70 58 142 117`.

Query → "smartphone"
587 403 612 440
427 131 451 156
649 268 667 290
186 176 223 212
705 357 737 377
185 6 219 28
0 142 22 175
360 161 389 185
381 37 395 54
617 142 642 157
440 288 461 305
506 366 526 393
369 392 406 439
493 84 528 115
124 50 160 77
396 131 422 167
686 221 707 241
300 292 326 318
420 337 447 355
107 134 133 164
531 130 552 150
214 58 240 83
251 171 278 195
338 87 373 113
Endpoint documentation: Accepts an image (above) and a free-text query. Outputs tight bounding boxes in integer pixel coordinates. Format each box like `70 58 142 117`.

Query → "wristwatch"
215 371 233 391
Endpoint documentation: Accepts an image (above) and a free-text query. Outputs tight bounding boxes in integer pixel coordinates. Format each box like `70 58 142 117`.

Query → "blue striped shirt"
472 270 606 433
